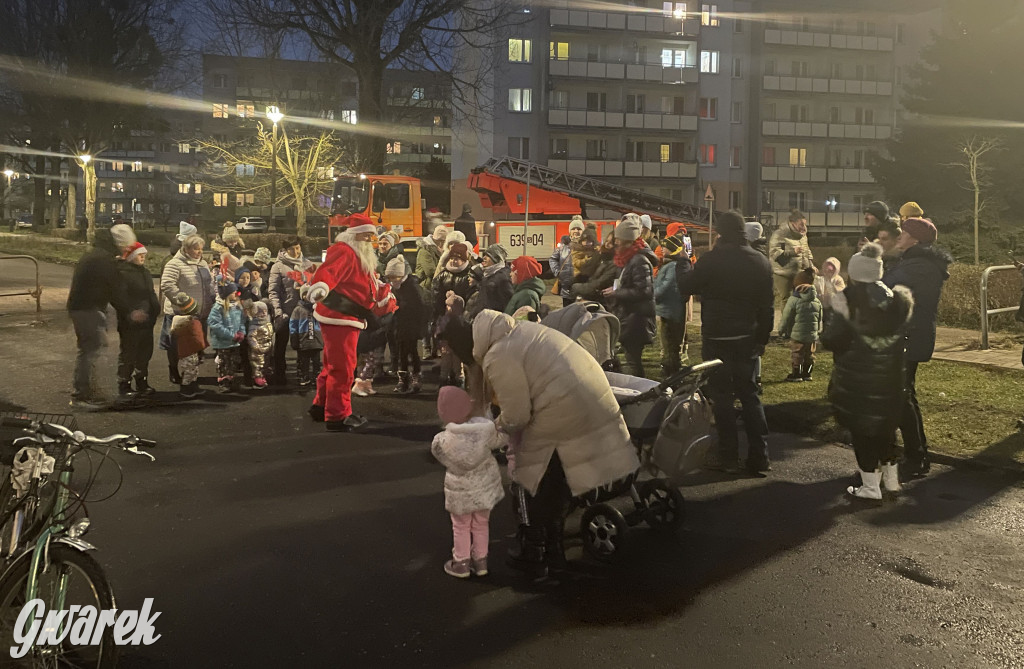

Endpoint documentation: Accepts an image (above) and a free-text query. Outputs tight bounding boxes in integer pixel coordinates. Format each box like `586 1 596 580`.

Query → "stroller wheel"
579 504 628 563
639 479 686 532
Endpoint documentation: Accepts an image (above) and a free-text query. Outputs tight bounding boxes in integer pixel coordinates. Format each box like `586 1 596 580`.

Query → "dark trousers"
621 342 646 378
518 453 573 547
397 338 421 374
272 319 290 381
900 361 928 460
70 309 107 398
851 430 897 471
702 337 770 466
297 349 322 382
658 317 686 374
117 327 154 384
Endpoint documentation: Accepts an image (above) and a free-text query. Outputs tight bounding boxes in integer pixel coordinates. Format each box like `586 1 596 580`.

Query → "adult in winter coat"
375 231 410 277
114 243 160 398
768 209 814 306
504 256 545 315
445 310 639 575
386 257 429 391
415 226 448 290
603 214 656 377
66 224 138 408
468 245 514 319
549 235 575 306
571 234 618 306
432 242 476 320
654 234 692 377
881 217 951 476
268 236 315 385
823 242 914 500
434 230 469 279
159 234 215 386
778 269 823 382
453 204 478 248
677 211 774 475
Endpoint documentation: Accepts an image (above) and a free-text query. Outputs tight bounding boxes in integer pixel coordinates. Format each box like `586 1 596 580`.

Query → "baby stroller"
541 303 722 563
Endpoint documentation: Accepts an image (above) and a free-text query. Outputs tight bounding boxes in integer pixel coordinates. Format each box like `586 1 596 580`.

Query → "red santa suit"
308 222 390 424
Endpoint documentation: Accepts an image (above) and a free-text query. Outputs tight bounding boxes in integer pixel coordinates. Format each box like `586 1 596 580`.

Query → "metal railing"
0 254 42 321
980 264 1018 350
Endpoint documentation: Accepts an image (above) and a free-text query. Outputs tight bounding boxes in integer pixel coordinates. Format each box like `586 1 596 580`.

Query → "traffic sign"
704 184 714 201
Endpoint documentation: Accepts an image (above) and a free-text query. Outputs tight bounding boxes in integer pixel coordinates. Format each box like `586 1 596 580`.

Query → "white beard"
340 235 377 275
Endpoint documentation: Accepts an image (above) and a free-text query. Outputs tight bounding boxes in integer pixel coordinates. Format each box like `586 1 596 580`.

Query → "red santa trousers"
314 323 360 421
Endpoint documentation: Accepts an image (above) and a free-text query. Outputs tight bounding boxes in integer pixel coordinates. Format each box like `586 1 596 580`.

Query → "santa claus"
306 214 393 431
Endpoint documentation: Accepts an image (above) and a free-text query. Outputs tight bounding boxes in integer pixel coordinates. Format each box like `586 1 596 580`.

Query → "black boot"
168 363 182 386
117 380 136 400
801 362 814 381
134 375 156 396
785 366 804 382
506 525 548 577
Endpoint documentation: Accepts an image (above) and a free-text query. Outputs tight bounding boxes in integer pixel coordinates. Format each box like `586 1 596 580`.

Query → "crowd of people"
64 199 951 576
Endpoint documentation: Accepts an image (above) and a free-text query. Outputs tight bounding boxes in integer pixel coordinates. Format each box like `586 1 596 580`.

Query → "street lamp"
824 197 837 228
2 169 13 223
266 106 283 230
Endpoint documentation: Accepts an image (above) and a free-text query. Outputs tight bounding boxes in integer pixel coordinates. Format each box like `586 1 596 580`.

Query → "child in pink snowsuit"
430 386 505 579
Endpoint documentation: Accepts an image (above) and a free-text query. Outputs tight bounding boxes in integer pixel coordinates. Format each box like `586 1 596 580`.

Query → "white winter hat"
109 223 137 249
615 213 643 242
177 221 197 241
385 257 408 278
744 221 763 242
639 214 652 230
569 215 585 231
431 225 450 242
847 242 884 283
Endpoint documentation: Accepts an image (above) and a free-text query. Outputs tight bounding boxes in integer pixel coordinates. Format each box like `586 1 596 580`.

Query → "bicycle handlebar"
3 418 156 458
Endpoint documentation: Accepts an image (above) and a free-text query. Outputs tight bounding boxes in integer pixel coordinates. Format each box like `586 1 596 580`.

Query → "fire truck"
328 156 717 259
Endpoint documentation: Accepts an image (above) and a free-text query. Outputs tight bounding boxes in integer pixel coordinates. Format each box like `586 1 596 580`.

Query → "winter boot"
506 525 548 578
801 362 815 381
410 373 422 393
308 404 325 422
394 371 410 394
847 470 883 500
351 378 372 397
117 380 136 401
179 383 206 400
168 363 182 386
880 462 902 494
134 375 155 396
785 366 804 382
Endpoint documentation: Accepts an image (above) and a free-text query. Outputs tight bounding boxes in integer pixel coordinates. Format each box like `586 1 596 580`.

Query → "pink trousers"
450 509 491 561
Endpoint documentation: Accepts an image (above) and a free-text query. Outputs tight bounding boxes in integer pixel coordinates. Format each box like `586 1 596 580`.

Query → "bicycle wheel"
0 544 118 668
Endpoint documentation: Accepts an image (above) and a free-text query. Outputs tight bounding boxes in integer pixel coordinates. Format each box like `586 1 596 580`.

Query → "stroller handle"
658 359 723 392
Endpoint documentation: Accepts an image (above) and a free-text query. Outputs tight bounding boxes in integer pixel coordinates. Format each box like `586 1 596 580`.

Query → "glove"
233 331 245 343
307 281 329 303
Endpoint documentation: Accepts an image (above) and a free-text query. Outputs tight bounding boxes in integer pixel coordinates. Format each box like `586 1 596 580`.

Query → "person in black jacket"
881 217 951 477
386 257 428 393
115 243 160 398
603 214 656 377
468 244 514 319
677 210 775 475
432 242 475 321
453 204 478 248
823 243 914 500
66 224 138 409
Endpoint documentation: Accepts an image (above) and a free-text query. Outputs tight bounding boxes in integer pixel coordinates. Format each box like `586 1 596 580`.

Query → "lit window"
661 49 687 68
194 184 202 194
663 2 687 19
549 42 569 61
387 142 402 154
701 3 719 26
320 109 335 120
508 88 532 112
178 143 191 154
111 161 124 171
700 50 720 73
699 144 716 165
99 203 107 213
235 164 255 177
660 144 670 163
213 103 229 118
112 203 123 214
788 148 807 167
411 87 424 100
698 97 717 119
111 182 124 193
316 166 334 179
132 161 142 171
508 39 533 63
236 102 255 118
730 146 742 168
214 193 228 207
341 110 357 124
178 183 191 194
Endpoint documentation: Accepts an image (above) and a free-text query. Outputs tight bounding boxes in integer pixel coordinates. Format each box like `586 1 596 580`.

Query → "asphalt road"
1 257 1023 668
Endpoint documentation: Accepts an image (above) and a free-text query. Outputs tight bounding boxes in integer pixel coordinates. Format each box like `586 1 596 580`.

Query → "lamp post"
3 169 13 223
266 106 283 230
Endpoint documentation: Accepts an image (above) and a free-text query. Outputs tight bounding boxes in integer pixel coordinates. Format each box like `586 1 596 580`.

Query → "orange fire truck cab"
329 174 423 242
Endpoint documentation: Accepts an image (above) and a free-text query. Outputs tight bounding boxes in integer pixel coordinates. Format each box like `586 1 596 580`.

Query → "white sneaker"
351 379 370 397
847 470 883 500
880 462 901 493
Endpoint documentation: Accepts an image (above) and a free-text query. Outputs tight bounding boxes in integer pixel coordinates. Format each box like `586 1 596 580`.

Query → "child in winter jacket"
435 293 466 389
169 294 207 399
115 242 160 398
207 282 246 391
386 257 428 393
246 301 275 389
779 268 823 382
430 386 505 579
653 234 692 378
289 285 323 387
815 256 846 330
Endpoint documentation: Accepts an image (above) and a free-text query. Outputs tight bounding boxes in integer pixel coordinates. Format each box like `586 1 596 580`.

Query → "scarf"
613 239 646 268
482 260 505 278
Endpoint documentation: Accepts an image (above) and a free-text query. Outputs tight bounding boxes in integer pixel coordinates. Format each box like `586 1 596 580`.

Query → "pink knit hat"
437 386 473 425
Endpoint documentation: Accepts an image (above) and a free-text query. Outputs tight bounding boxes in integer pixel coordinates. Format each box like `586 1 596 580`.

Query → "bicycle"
0 413 155 668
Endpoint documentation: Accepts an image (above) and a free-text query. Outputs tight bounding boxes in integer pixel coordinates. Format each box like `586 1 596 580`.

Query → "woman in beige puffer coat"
468 309 639 573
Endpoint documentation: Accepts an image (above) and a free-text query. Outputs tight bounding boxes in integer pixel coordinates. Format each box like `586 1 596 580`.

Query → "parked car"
235 216 268 233
13 214 32 230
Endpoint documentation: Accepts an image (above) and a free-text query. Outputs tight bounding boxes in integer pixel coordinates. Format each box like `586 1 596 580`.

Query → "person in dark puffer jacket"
603 214 656 378
432 242 476 321
468 244 513 319
115 242 160 398
881 217 951 477
823 242 914 500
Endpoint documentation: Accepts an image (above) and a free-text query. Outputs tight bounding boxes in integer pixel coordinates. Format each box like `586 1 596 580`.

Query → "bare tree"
217 0 522 173
193 124 346 236
947 136 1004 265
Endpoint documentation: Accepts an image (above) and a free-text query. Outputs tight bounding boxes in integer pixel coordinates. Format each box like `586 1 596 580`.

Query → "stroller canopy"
541 301 620 366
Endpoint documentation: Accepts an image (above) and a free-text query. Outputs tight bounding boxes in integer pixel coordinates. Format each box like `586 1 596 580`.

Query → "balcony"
763 76 893 97
762 121 892 140
764 29 894 52
548 58 698 84
549 109 698 131
550 8 700 36
761 165 875 184
548 159 697 179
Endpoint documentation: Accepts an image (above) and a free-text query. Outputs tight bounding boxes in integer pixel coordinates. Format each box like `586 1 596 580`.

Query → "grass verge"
0 232 168 274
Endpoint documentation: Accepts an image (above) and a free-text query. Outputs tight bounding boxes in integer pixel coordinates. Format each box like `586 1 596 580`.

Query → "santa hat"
123 242 147 261
344 213 376 235
510 255 542 283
